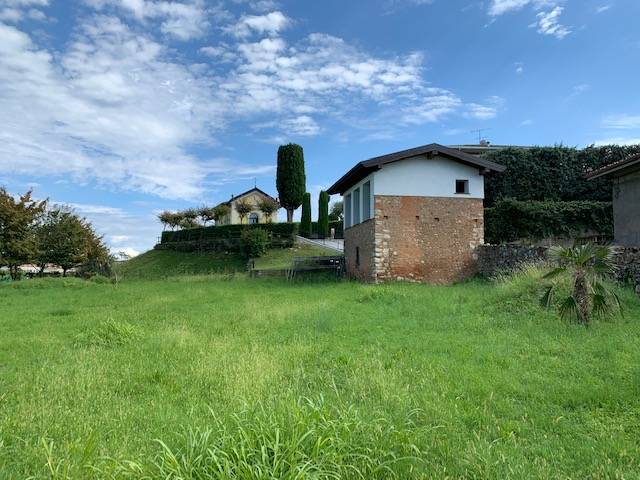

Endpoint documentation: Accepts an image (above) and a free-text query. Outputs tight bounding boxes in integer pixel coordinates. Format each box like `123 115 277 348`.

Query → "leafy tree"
541 244 622 325
329 201 343 222
182 208 200 225
199 207 216 226
168 212 184 230
257 198 279 223
158 211 174 231
36 208 88 276
235 199 253 224
317 191 329 239
0 189 47 279
179 218 200 230
213 204 230 225
78 230 113 278
276 144 306 223
300 192 312 238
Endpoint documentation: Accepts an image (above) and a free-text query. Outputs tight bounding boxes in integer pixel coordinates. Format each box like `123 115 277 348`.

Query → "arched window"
249 213 259 225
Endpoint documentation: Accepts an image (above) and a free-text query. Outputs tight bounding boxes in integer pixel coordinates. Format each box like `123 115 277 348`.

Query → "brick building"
327 143 505 284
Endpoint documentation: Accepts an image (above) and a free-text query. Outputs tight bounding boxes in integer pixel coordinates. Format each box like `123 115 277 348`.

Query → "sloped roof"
327 143 506 195
585 153 640 180
216 187 279 208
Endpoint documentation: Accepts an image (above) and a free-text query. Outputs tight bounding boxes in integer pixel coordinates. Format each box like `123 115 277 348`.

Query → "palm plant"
541 243 622 325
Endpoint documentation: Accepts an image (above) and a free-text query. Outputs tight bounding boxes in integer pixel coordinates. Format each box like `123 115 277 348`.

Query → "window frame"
353 188 361 225
362 181 371 221
345 193 352 229
455 179 470 195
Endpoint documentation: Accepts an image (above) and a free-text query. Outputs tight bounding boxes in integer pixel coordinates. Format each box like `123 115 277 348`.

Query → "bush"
300 193 312 238
241 228 269 258
161 223 297 244
485 199 613 244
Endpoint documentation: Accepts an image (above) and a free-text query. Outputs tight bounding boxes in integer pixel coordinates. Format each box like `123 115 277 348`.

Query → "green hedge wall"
485 199 613 244
161 223 298 244
484 145 640 206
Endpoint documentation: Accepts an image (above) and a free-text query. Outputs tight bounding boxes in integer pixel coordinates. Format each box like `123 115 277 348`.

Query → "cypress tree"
317 190 329 239
300 192 312 238
276 144 306 223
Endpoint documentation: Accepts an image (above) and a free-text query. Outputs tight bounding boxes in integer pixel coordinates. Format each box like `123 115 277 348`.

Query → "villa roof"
216 187 278 207
585 153 640 180
327 143 506 195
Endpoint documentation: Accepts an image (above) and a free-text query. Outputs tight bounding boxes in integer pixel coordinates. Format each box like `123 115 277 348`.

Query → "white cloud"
515 62 524 74
463 96 505 120
84 0 216 40
0 18 223 199
226 10 290 38
596 5 611 13
594 137 640 146
602 115 640 130
535 6 571 39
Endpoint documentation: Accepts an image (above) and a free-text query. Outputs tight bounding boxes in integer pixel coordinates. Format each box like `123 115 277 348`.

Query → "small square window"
455 180 469 194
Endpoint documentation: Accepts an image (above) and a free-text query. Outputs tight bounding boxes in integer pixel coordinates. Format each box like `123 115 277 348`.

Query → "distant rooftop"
447 143 534 156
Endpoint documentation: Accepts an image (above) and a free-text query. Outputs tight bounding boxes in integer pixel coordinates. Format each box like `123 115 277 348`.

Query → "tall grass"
1 272 639 478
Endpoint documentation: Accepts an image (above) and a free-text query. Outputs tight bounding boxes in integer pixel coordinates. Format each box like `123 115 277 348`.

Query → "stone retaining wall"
477 244 640 293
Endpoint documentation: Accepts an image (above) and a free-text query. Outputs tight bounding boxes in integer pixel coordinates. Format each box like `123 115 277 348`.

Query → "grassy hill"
116 243 339 280
1 270 639 478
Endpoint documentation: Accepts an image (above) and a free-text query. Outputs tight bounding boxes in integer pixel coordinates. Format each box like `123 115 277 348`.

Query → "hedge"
485 199 613 244
161 223 298 244
484 144 640 206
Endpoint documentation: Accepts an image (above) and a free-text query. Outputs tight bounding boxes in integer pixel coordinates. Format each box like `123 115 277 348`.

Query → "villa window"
455 179 469 195
353 188 361 225
249 213 259 225
345 193 352 229
362 181 371 220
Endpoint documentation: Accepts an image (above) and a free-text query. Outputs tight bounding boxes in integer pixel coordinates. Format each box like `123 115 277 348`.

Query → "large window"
353 188 361 224
362 181 371 220
345 193 352 228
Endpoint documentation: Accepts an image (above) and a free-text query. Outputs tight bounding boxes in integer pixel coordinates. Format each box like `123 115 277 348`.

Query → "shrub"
300 193 312 238
161 223 297 244
317 191 329 239
241 228 269 258
485 199 613 244
484 145 640 206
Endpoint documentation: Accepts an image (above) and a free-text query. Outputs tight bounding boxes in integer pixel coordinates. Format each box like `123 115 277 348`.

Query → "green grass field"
1 261 640 478
116 243 337 280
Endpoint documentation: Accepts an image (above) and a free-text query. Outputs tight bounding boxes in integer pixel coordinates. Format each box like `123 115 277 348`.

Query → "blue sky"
1 0 638 255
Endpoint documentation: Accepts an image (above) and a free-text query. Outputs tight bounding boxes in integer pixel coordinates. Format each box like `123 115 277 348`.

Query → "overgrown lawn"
1 272 639 478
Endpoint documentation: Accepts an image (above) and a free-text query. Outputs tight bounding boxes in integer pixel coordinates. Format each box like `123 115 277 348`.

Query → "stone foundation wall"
477 244 549 277
373 196 484 284
344 219 376 282
478 244 640 293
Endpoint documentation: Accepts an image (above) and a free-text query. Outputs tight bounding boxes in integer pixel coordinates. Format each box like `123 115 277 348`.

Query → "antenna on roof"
470 128 491 145
254 177 257 188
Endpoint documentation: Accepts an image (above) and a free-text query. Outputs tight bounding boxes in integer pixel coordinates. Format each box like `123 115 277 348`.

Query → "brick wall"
344 195 484 284
374 196 484 284
344 219 376 281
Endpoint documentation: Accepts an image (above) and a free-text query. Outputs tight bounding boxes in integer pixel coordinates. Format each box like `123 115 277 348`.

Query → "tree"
257 198 279 223
541 243 622 325
276 144 306 223
235 199 253 225
36 208 88 276
329 201 343 222
0 189 47 280
158 211 173 231
317 191 329 239
168 212 184 230
300 192 312 238
78 229 113 278
182 208 200 226
212 204 230 225
199 207 216 226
